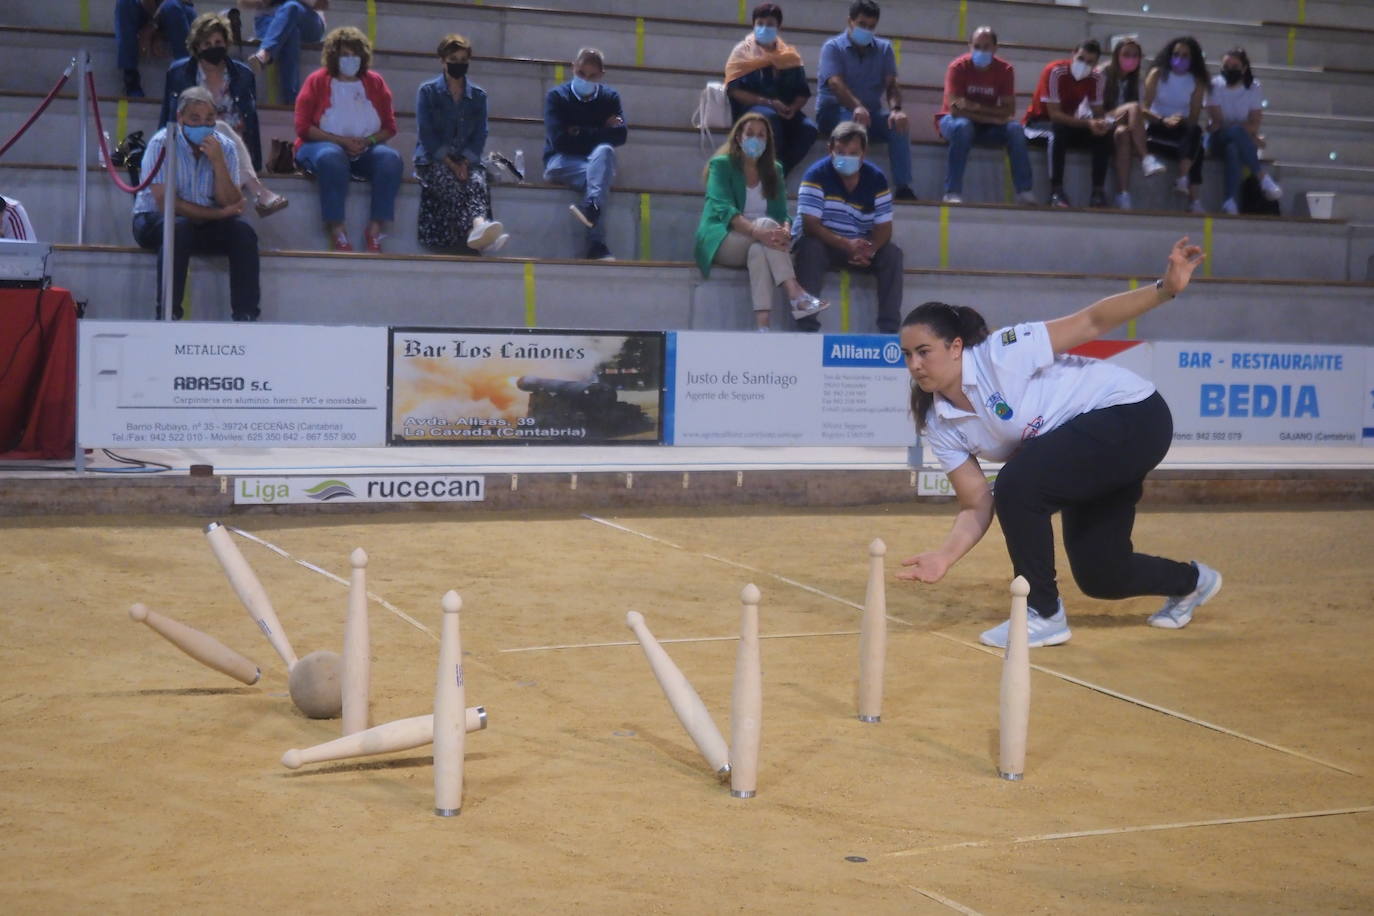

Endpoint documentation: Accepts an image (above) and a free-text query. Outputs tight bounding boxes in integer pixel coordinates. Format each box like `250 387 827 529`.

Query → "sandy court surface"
1 505 1371 913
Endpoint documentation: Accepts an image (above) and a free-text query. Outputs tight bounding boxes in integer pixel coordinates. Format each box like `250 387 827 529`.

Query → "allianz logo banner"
235 475 486 505
821 335 904 369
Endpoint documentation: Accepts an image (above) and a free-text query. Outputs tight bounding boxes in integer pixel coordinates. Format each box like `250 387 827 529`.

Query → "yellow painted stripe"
523 262 536 327
116 99 129 150
839 270 852 332
1287 27 1297 66
181 264 192 320
958 0 967 40
554 63 565 84
635 17 645 67
938 205 950 268
1126 278 1139 339
1202 216 1214 278
738 0 747 25
892 39 902 68
80 0 90 30
639 193 652 261
1002 157 1013 204
1297 0 1307 24
265 63 279 106
366 0 377 47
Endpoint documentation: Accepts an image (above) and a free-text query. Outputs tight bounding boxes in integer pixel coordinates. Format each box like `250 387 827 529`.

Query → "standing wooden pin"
998 576 1031 781
129 603 261 685
730 584 762 799
433 590 466 817
625 611 731 779
858 538 888 723
341 548 370 736
204 522 299 670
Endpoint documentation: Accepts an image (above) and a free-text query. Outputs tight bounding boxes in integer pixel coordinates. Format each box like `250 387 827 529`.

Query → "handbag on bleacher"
692 81 731 150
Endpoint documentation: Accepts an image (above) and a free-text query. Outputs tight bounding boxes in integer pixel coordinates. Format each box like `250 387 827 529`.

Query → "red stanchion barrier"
0 65 73 160
87 71 165 193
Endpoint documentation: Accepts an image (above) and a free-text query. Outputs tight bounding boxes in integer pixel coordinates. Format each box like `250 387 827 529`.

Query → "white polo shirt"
923 322 1156 473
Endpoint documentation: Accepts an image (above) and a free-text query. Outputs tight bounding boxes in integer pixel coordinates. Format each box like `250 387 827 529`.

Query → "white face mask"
1070 59 1093 81
338 55 362 77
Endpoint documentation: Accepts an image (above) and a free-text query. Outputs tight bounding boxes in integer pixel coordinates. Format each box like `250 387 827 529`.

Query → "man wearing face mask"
815 1 916 201
1022 40 1114 209
791 122 903 334
131 86 261 321
542 48 628 261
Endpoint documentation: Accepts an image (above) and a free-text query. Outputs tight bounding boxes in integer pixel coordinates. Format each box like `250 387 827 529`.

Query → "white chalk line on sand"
910 886 984 915
584 515 1360 778
501 630 861 653
888 805 1374 857
227 526 437 641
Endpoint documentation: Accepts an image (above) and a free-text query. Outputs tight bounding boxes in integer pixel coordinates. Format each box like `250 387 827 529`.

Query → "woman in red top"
293 27 401 252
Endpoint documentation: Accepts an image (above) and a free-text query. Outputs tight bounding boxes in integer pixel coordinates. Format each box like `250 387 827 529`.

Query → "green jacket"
694 154 791 277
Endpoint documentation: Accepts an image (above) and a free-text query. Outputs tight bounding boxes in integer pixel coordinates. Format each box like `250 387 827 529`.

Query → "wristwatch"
1155 277 1175 299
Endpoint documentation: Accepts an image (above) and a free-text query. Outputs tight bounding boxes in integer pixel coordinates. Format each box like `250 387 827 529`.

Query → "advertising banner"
389 329 664 445
1365 354 1374 448
233 475 486 505
77 322 387 448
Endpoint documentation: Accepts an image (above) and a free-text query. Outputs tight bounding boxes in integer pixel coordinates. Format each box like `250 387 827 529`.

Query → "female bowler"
896 238 1222 647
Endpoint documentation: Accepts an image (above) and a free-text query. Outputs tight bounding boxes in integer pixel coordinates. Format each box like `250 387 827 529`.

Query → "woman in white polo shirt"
896 237 1221 648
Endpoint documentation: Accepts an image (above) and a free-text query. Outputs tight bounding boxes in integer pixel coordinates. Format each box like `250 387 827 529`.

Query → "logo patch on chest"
1000 329 1017 345
985 391 1014 420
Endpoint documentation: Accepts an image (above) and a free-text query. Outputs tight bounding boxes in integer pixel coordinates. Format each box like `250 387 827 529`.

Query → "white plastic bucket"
1306 192 1335 219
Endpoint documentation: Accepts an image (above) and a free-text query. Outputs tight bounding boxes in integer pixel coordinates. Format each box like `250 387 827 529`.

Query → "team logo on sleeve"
985 391 1014 420
1000 329 1017 345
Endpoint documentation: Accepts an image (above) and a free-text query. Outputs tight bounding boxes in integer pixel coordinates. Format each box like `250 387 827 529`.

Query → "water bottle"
513 149 525 182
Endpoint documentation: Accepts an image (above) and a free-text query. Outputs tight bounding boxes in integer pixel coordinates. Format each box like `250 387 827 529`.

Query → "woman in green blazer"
694 112 828 331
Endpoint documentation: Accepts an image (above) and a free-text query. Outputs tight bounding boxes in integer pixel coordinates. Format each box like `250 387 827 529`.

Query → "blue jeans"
255 1 325 104
744 105 818 176
295 142 403 224
816 103 913 191
937 115 1032 195
1208 125 1263 202
543 144 618 244
115 0 195 71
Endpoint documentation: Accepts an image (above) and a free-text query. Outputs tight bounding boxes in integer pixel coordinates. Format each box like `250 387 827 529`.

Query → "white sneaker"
755 325 771 333
1259 174 1283 201
1142 154 1166 177
1188 199 1205 213
484 233 510 254
979 599 1072 648
1015 190 1038 206
1115 191 1132 210
1221 198 1239 215
467 217 506 250
1173 176 1190 196
1149 562 1222 629
941 193 963 204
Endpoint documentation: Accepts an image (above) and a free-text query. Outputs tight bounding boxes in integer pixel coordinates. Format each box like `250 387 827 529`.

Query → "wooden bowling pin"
625 611 730 778
998 576 1031 781
858 538 888 723
730 584 762 799
204 522 298 670
341 547 370 736
129 603 261 685
433 590 466 817
281 707 487 769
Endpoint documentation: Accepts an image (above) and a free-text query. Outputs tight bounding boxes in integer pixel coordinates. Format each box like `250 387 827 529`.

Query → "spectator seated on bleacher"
694 113 827 333
113 0 196 97
131 86 261 321
815 0 915 201
244 0 328 105
936 26 1035 206
1022 40 1113 209
293 26 401 253
792 121 902 334
0 195 36 241
1100 35 1166 211
724 3 818 177
1206 47 1282 216
542 47 627 262
415 33 508 255
1142 36 1208 213
160 12 288 219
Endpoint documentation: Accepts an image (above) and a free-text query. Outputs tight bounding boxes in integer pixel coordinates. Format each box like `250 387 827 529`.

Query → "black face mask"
1222 68 1244 85
198 45 228 65
446 61 469 79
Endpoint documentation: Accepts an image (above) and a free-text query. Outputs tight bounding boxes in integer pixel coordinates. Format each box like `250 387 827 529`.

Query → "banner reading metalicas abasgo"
388 328 665 445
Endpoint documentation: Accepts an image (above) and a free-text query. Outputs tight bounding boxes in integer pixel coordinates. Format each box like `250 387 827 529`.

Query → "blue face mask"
338 55 361 77
570 75 598 99
181 124 214 146
850 26 875 46
740 136 767 160
832 153 862 176
971 49 993 69
754 24 778 44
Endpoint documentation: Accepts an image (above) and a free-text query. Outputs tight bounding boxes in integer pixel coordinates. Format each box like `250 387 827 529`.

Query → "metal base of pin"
730 790 756 798
997 771 1024 781
716 765 732 780
248 668 262 686
434 807 462 817
476 706 488 730
858 715 881 723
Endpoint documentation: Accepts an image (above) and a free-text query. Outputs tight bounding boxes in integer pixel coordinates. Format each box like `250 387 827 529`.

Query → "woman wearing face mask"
160 13 287 217
415 33 508 255
724 3 819 175
293 27 401 252
1205 48 1282 215
695 113 828 331
1142 36 1209 212
1100 35 1166 209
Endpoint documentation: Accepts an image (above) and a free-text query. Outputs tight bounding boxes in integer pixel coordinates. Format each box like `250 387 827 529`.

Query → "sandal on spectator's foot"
255 193 289 218
789 293 830 320
330 230 353 252
364 229 384 253
467 217 506 250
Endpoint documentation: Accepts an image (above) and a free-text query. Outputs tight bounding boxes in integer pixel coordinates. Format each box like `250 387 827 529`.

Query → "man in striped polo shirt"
792 121 904 333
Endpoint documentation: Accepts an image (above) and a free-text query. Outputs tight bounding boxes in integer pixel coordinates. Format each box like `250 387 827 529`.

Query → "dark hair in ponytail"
900 301 991 431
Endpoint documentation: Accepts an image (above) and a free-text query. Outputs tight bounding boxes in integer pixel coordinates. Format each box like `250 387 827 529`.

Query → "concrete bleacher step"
46 243 1374 344
1096 0 1374 32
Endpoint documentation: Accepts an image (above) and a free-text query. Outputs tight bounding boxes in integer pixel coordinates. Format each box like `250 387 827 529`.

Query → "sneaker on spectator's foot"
1173 176 1190 196
330 230 353 252
1149 562 1222 629
1088 189 1108 208
484 233 510 254
979 599 1072 648
1115 191 1133 209
467 217 505 250
1049 191 1071 209
1221 197 1240 215
586 241 614 261
941 193 963 204
570 200 600 228
1014 190 1038 206
1259 174 1283 201
755 325 771 333
1142 154 1166 177
364 228 384 253
789 293 830 320
1188 199 1205 213
893 186 917 201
